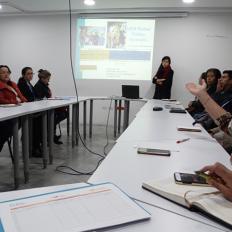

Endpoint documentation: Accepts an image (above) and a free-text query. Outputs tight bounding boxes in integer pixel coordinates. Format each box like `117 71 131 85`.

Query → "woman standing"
152 56 174 99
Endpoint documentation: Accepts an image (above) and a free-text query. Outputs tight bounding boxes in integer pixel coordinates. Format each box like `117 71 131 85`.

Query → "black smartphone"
174 172 209 186
137 148 171 156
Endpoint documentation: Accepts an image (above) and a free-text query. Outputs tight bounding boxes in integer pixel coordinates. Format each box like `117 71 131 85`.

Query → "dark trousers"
0 120 14 152
32 109 68 150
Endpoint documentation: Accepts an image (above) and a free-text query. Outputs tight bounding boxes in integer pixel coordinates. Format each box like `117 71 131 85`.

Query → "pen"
176 138 190 144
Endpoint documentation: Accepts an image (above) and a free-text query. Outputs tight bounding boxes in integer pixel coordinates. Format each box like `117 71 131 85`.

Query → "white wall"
0 13 232 124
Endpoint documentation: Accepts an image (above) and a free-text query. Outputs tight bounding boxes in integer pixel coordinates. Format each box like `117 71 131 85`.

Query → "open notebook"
142 178 232 228
0 183 150 232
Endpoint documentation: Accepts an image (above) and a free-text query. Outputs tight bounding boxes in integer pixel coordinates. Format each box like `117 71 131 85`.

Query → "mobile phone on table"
174 172 209 186
137 148 171 156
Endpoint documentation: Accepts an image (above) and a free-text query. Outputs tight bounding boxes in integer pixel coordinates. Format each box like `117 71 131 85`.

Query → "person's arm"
152 76 157 84
186 80 228 122
201 162 232 202
163 70 173 89
0 91 17 104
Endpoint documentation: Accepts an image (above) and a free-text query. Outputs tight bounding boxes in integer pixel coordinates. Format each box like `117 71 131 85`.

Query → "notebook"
142 178 232 229
0 183 150 232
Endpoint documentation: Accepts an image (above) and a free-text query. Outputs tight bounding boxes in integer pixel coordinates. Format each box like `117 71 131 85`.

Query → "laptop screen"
122 85 140 99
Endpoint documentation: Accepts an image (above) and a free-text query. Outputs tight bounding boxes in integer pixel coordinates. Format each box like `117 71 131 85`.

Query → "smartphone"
137 148 171 156
174 172 209 186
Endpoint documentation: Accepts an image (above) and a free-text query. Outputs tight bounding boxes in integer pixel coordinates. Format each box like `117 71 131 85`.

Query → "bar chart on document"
0 183 150 232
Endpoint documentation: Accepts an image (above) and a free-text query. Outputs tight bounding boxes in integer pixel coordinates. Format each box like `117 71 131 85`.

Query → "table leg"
67 106 70 137
114 100 118 138
42 111 48 169
12 118 19 189
48 109 55 165
22 115 29 184
72 104 77 148
118 100 122 134
123 100 130 131
89 99 93 139
83 101 87 140
29 116 33 157
76 103 79 145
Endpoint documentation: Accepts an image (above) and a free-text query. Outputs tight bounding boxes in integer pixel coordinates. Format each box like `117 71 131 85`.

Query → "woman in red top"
0 65 27 104
0 65 27 152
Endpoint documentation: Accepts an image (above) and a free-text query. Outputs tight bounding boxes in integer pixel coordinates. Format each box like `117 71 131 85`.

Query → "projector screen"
76 18 155 80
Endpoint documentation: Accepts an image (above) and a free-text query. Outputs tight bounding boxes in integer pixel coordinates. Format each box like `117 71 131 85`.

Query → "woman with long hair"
152 56 174 99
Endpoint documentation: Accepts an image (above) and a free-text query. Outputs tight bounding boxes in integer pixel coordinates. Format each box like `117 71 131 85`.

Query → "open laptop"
122 85 141 99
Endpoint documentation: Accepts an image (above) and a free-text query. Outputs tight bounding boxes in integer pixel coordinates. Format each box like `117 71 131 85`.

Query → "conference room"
0 0 232 231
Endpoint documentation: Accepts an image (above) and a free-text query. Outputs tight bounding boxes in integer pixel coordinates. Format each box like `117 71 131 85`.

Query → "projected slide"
76 19 155 80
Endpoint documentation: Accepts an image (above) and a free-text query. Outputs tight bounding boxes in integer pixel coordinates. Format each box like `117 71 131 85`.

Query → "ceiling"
1 0 232 15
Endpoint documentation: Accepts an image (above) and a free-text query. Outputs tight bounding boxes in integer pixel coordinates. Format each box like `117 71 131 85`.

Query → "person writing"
152 56 174 99
186 75 232 201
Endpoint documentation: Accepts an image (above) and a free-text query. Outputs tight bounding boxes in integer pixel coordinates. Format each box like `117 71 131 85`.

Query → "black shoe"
54 135 61 140
32 149 43 158
54 137 63 145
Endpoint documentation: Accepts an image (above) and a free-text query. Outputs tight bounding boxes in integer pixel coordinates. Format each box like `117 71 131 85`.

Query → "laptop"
122 85 141 99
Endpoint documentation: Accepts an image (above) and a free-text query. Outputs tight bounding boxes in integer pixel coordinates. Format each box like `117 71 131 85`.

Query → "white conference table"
0 182 226 232
117 99 211 143
89 99 232 231
0 183 226 232
0 98 231 231
0 97 82 189
0 96 146 189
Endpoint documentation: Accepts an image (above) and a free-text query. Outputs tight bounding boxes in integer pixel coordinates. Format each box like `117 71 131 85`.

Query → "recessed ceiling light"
84 0 95 6
0 4 2 10
183 0 195 3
